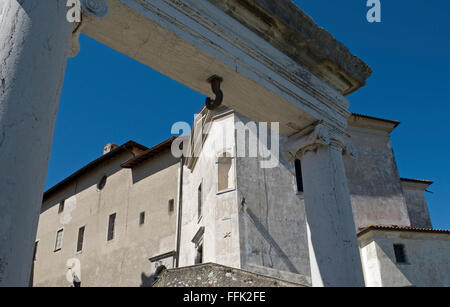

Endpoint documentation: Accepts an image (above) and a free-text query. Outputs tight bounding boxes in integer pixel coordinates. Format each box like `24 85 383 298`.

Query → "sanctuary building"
32 107 449 287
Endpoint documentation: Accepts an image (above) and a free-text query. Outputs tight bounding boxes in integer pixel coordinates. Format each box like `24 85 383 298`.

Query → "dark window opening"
295 159 304 193
33 241 38 261
97 175 107 190
139 212 145 225
107 213 116 241
394 244 407 264
77 226 85 252
198 183 203 219
195 244 203 265
58 200 65 214
168 199 175 213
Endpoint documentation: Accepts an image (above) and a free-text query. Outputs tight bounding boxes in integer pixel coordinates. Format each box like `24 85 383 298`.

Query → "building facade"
32 107 448 287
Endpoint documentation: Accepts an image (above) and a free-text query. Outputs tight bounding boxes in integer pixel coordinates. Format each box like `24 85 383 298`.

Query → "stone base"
152 263 308 287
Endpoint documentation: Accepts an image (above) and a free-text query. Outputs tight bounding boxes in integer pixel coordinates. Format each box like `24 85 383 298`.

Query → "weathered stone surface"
359 228 450 287
344 115 411 230
401 179 433 229
0 0 72 287
207 0 372 95
82 0 354 136
152 263 307 287
301 131 365 287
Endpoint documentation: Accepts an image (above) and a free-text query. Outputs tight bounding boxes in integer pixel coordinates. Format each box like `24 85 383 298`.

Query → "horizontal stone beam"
80 0 365 135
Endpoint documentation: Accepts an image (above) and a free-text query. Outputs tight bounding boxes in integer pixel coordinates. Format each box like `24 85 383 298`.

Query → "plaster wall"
178 112 241 269
401 182 432 228
359 240 382 287
359 231 450 287
235 113 310 279
344 125 410 229
232 112 415 282
33 150 179 287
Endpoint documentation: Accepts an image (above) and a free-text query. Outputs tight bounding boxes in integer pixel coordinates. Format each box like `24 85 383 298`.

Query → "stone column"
0 0 73 286
283 124 365 287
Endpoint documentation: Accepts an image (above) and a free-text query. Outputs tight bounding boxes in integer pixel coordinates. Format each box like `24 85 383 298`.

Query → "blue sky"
47 1 449 229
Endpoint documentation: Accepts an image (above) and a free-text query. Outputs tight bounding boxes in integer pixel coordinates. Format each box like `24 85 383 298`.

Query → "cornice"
127 0 352 132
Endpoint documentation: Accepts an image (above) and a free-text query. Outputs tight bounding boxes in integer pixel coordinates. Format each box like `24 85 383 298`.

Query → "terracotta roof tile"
351 113 401 128
43 141 148 201
358 225 450 236
400 178 434 186
121 137 176 168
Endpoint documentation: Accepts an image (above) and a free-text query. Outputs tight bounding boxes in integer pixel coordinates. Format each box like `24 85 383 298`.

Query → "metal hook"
205 75 223 110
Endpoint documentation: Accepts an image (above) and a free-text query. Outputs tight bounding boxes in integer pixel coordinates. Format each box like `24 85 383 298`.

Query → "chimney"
103 143 119 155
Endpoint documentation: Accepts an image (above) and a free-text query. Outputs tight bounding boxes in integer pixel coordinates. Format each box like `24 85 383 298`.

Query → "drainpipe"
175 157 184 267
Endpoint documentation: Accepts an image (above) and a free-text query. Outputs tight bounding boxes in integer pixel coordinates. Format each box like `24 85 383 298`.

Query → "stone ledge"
152 263 308 287
208 0 372 95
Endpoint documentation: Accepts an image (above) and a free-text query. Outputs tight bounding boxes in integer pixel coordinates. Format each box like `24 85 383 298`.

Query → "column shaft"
302 143 365 287
0 0 72 286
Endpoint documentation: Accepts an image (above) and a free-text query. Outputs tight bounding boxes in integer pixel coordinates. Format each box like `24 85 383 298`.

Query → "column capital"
329 131 358 160
81 0 108 18
69 0 109 58
282 122 357 161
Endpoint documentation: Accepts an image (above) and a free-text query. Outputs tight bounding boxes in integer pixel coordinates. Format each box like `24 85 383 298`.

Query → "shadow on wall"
42 153 134 214
375 240 448 287
0 257 6 284
342 145 403 199
140 265 167 287
140 272 154 287
131 151 179 185
244 207 299 274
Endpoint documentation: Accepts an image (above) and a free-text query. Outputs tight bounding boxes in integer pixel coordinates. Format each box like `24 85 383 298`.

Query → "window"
295 159 304 193
97 175 107 190
394 244 407 264
58 200 65 214
107 213 116 241
54 229 63 251
168 199 175 213
198 183 203 219
195 244 203 265
33 241 38 261
192 227 205 265
139 212 145 225
218 155 233 192
77 226 85 252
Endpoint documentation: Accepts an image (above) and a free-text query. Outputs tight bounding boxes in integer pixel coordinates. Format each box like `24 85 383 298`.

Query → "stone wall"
235 113 311 279
153 263 306 287
344 119 411 229
401 180 433 228
178 110 241 269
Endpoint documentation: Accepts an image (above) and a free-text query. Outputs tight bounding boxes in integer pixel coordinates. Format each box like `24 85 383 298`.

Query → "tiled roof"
42 141 148 201
358 225 450 236
121 137 176 168
400 178 434 186
351 113 401 128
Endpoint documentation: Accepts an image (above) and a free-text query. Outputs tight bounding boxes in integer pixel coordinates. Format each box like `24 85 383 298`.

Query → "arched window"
218 153 233 192
97 175 107 190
